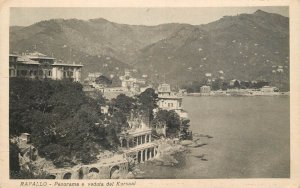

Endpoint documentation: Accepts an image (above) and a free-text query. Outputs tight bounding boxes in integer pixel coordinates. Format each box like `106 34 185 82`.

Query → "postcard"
0 0 299 187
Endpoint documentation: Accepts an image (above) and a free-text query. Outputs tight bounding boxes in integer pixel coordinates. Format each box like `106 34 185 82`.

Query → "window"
21 70 27 76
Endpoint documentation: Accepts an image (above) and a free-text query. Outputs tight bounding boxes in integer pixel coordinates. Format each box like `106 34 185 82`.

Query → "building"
157 83 183 111
261 86 276 93
157 83 188 119
229 79 241 86
119 117 158 163
19 133 31 144
100 105 109 115
51 61 83 82
119 69 146 92
200 85 211 95
9 52 83 82
48 154 128 179
86 72 102 82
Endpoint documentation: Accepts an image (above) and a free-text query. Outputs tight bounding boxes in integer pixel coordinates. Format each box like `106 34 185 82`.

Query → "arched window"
63 172 72 179
110 166 120 178
89 167 99 173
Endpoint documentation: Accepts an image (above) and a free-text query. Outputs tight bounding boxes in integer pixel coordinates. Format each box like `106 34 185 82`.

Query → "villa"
9 52 83 82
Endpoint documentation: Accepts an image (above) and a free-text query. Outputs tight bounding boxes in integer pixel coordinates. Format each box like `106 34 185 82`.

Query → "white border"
1 0 299 187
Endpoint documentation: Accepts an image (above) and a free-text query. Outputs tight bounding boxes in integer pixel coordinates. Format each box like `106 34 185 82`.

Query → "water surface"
138 96 290 178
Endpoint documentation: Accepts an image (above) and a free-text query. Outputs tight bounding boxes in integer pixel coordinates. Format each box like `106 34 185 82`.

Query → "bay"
138 96 290 178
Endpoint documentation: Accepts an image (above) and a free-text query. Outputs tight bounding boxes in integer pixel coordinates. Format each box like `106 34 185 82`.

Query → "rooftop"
52 62 83 67
27 52 55 60
17 56 40 65
124 142 157 154
158 94 183 99
9 54 19 57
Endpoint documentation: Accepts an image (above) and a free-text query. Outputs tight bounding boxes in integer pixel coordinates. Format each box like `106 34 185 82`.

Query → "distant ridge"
10 10 289 90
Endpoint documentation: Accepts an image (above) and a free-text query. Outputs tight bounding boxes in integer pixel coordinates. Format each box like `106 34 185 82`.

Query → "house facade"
9 52 83 82
157 83 188 119
119 118 158 163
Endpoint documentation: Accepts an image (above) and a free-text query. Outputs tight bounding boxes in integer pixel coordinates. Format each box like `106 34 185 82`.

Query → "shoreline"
186 92 290 97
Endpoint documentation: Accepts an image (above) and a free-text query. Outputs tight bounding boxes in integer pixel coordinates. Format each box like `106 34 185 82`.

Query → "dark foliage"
9 78 118 167
153 110 181 134
9 141 20 173
95 75 112 86
137 88 158 121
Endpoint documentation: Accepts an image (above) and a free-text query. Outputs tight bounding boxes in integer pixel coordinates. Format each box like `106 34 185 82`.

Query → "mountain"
10 18 186 79
134 10 289 89
9 10 289 90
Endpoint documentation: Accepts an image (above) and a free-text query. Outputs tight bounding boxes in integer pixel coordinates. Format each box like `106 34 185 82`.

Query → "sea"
137 96 290 178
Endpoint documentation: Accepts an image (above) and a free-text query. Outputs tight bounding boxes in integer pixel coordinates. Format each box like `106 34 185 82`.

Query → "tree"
233 80 240 88
153 110 181 134
137 88 158 120
95 75 112 86
211 78 223 91
9 141 20 174
112 94 136 114
221 81 229 90
9 78 119 168
181 81 202 93
240 81 251 89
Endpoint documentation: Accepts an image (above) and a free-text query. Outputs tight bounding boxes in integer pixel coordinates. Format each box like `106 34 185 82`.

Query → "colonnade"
126 146 158 163
134 134 151 146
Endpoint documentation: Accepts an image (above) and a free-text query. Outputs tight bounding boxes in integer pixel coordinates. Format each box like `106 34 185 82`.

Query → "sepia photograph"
7 6 291 180
1 1 300 187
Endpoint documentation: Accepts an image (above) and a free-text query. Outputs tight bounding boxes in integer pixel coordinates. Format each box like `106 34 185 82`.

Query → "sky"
10 7 288 26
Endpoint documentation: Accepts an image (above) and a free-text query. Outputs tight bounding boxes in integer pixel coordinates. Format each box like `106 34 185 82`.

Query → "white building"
9 52 83 82
200 85 211 95
157 83 183 111
52 62 83 82
86 72 102 82
119 69 146 92
157 83 188 119
261 86 277 93
119 118 158 163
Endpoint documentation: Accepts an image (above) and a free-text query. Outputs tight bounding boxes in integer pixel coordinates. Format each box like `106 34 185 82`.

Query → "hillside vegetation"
10 10 289 90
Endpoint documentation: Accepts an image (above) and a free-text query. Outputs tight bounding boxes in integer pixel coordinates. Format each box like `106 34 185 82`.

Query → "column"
145 149 148 161
140 150 144 163
149 149 152 159
135 137 138 146
149 134 151 142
